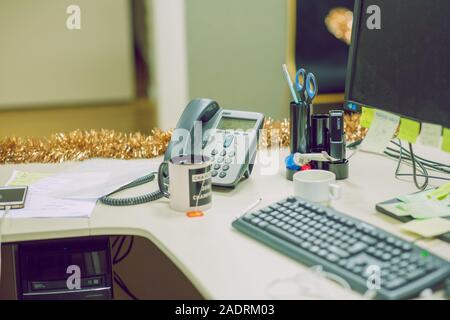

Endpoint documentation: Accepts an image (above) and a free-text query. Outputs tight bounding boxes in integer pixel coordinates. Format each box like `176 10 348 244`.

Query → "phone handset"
164 99 220 161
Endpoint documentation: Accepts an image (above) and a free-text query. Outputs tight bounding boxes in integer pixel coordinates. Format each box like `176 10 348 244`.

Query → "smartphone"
0 186 28 209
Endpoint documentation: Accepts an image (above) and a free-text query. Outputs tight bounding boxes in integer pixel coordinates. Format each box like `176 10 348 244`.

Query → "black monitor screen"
345 0 450 127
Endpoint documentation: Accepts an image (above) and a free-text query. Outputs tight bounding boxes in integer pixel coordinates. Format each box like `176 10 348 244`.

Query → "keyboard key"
348 242 367 254
300 241 312 250
266 225 302 245
250 217 262 225
326 254 340 262
294 221 303 228
319 241 328 248
318 249 328 257
376 242 386 250
352 266 364 275
361 236 376 245
381 253 392 261
328 246 349 258
243 214 256 222
310 246 320 253
257 221 269 229
402 243 412 251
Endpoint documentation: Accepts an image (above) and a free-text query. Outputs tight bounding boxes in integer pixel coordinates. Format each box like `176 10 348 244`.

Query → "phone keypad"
210 135 238 180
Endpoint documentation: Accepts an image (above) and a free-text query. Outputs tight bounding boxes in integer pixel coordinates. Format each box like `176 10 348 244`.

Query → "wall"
185 0 290 120
0 0 134 107
146 0 189 130
147 0 290 130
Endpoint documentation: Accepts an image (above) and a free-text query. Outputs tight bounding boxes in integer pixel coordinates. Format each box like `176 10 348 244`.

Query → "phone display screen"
217 117 257 131
0 188 27 203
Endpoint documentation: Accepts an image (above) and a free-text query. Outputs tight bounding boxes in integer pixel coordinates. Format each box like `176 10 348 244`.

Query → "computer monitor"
344 0 450 128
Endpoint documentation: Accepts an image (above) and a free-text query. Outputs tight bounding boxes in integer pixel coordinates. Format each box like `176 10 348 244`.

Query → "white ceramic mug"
293 170 341 205
158 155 212 212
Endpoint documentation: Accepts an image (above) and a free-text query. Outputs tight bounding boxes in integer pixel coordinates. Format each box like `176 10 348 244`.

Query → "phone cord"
99 172 163 206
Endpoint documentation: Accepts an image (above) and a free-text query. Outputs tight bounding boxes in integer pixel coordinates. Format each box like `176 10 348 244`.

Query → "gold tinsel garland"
0 114 366 164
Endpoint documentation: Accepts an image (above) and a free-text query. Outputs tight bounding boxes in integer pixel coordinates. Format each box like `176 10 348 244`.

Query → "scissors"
295 68 318 105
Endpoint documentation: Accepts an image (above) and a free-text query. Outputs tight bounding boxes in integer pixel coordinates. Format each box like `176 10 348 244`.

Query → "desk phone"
164 99 264 187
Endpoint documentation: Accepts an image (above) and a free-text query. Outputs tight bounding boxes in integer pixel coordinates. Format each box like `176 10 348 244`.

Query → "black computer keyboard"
232 196 450 300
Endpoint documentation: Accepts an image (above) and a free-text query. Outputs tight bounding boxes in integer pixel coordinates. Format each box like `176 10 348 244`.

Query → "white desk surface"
1 145 449 299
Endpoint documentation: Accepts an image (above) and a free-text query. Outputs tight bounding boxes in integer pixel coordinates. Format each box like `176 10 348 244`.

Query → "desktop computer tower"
14 236 113 300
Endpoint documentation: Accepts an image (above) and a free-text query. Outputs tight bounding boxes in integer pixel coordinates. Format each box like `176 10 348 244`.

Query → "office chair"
286 0 354 106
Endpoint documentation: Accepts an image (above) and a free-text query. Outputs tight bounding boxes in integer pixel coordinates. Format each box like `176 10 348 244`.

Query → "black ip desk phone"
164 99 264 187
100 99 264 206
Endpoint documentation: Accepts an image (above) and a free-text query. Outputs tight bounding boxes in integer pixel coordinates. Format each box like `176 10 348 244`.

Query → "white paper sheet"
6 170 97 219
360 110 400 154
7 190 97 219
48 159 159 200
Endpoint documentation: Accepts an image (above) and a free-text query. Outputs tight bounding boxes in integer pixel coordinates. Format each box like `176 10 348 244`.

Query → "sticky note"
442 128 450 154
360 110 400 154
419 123 442 148
360 107 375 128
378 203 411 217
427 182 450 201
397 118 421 144
7 171 51 186
400 218 450 238
397 190 430 203
403 201 450 219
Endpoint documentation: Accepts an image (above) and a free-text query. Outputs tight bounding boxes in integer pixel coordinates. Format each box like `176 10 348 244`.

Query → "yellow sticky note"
360 107 375 128
442 128 450 154
397 118 421 143
427 182 450 201
400 218 450 238
7 171 51 186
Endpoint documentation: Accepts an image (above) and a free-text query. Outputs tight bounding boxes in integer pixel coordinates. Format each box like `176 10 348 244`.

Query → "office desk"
1 146 449 299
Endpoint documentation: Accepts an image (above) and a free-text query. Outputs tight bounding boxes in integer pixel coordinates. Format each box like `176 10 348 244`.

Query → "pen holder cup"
325 160 349 180
290 101 311 154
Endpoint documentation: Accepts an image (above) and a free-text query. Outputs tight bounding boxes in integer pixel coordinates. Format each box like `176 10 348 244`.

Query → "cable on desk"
408 142 428 189
349 139 450 190
100 172 163 206
395 141 429 190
